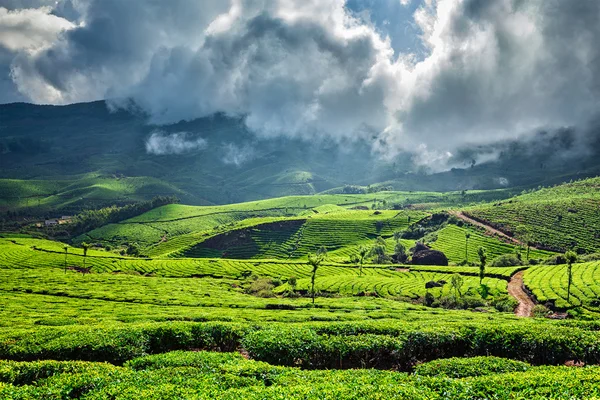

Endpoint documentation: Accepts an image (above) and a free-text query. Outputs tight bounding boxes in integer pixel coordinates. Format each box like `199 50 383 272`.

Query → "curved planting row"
466 195 600 253
430 224 553 264
276 271 507 298
524 262 600 309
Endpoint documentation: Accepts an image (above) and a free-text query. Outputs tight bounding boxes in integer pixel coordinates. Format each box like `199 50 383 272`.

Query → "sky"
1 0 599 169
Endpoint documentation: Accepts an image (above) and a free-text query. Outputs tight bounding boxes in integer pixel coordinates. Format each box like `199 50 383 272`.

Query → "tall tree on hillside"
81 242 90 271
450 273 464 298
308 247 327 304
357 245 369 277
465 232 471 263
477 246 487 285
515 225 532 261
393 231 402 243
565 250 577 303
63 246 68 274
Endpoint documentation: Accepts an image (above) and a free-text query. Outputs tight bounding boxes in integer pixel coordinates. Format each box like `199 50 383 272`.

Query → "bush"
241 328 406 369
246 278 275 297
533 304 551 318
125 351 244 371
489 254 523 267
492 295 519 312
544 254 566 265
579 253 600 262
461 295 486 309
414 356 530 378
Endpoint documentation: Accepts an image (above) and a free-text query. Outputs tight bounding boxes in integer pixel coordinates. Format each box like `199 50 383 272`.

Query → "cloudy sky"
1 0 599 167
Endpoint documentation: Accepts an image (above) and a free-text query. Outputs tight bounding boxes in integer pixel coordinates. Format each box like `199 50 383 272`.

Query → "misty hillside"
1 101 600 214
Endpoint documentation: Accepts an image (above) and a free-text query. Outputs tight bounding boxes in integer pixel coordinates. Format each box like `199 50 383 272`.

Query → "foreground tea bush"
3 320 600 369
2 352 600 399
414 356 530 378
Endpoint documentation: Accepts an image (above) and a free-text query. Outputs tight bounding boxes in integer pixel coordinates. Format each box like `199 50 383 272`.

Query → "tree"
81 242 90 270
370 237 390 264
308 247 327 304
565 250 577 302
288 276 297 292
464 232 471 263
477 246 487 285
394 241 407 263
393 231 402 243
357 246 369 277
450 273 464 298
515 225 532 261
63 246 68 274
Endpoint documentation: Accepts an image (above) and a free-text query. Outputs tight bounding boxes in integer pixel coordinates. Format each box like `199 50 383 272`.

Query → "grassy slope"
0 174 191 214
77 194 432 255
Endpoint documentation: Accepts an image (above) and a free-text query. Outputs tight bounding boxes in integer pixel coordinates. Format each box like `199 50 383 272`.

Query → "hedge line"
1 320 599 369
2 353 600 399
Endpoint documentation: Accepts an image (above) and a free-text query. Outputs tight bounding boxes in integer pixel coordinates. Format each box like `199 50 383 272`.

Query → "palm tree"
81 242 90 270
477 246 487 285
393 231 402 243
465 232 471 263
565 250 577 302
308 247 327 304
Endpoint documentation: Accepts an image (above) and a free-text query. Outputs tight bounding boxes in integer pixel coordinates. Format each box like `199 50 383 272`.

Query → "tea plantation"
3 178 600 398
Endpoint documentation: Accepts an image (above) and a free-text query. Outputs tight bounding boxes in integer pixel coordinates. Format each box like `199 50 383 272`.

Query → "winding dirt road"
507 271 534 317
449 211 524 246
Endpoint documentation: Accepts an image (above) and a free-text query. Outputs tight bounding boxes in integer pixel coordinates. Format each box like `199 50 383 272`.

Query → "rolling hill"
3 101 600 216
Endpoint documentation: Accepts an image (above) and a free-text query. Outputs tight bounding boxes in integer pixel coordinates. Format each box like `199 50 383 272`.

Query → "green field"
0 174 188 215
4 177 600 398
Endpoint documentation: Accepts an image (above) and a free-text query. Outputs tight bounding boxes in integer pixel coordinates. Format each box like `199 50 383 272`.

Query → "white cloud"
0 6 74 51
145 131 207 155
221 143 255 166
3 0 600 168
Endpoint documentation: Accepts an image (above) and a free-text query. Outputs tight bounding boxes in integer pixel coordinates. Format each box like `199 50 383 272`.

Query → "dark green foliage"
477 246 487 284
67 196 179 236
402 213 449 240
491 295 519 312
5 353 600 399
489 253 523 267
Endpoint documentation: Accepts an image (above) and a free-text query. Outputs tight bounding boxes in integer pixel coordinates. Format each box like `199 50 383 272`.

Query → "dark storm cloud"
3 0 600 169
382 0 600 164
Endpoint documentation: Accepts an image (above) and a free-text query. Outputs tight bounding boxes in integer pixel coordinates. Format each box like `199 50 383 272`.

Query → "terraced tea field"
430 224 554 263
5 178 600 398
524 261 600 309
465 178 600 253
184 209 425 260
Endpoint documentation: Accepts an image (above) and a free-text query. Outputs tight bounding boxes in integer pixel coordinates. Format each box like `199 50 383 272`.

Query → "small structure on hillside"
44 219 59 226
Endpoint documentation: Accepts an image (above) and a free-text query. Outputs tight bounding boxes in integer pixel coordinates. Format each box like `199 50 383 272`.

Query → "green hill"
464 177 600 253
4 101 600 217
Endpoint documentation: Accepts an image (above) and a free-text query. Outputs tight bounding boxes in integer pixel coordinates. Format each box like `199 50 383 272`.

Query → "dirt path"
449 211 525 246
507 271 534 317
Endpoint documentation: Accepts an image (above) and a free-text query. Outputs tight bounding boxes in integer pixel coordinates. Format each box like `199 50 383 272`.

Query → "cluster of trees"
348 233 408 274
66 196 179 236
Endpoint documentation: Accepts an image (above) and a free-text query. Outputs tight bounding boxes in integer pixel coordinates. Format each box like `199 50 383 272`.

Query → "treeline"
67 196 179 237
